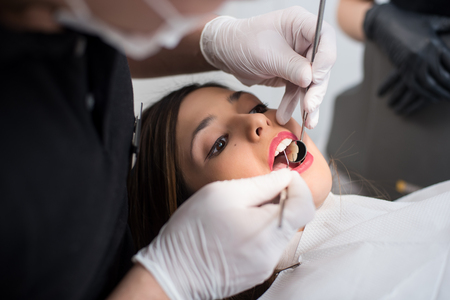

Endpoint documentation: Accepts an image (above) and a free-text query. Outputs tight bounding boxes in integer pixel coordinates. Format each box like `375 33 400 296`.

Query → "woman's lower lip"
291 152 313 174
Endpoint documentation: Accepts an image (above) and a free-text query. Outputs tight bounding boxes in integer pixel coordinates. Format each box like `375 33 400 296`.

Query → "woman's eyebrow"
190 114 216 159
228 91 258 104
227 91 243 103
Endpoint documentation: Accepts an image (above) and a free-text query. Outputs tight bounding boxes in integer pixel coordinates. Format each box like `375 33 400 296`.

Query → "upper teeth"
274 138 292 157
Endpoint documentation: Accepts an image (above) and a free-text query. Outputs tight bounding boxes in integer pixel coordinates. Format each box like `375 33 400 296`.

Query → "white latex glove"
134 169 315 300
200 6 336 129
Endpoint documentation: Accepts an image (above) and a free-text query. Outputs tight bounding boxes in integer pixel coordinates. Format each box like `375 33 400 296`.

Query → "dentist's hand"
200 6 336 128
364 3 450 114
134 169 315 300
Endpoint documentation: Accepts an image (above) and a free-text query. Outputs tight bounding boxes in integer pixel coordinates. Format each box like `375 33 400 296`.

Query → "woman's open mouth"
268 131 314 174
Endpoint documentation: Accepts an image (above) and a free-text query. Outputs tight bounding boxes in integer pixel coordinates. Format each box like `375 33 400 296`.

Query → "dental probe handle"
300 111 308 141
300 0 326 139
311 0 326 64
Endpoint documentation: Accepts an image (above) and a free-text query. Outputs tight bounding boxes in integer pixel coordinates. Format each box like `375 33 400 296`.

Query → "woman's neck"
0 0 65 32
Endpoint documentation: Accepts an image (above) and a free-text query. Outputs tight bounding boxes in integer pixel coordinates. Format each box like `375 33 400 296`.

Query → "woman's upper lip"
268 131 298 170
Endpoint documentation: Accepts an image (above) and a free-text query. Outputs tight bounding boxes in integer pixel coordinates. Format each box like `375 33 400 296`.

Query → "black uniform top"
0 25 135 299
392 0 450 17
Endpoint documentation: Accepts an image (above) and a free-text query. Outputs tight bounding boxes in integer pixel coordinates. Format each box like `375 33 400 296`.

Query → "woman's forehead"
179 87 260 114
184 86 232 104
178 87 233 119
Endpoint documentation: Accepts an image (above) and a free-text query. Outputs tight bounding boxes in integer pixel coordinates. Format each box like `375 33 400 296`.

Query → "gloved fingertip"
306 120 315 130
299 68 312 88
306 109 320 129
304 100 318 114
277 84 301 125
276 110 289 125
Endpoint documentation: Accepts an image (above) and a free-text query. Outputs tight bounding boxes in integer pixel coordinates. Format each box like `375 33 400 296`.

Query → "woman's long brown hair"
127 83 227 250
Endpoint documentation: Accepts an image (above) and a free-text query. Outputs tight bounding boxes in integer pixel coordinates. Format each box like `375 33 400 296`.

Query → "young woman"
128 83 450 299
128 83 331 246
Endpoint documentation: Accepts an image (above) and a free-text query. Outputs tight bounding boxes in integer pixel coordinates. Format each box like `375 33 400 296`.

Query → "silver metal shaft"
300 0 326 142
311 0 327 64
300 111 308 141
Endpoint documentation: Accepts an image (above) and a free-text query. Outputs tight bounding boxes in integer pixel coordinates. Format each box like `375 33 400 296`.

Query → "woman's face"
176 87 332 207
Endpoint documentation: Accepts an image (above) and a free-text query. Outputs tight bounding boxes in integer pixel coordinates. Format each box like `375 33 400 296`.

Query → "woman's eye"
206 134 228 160
249 104 268 114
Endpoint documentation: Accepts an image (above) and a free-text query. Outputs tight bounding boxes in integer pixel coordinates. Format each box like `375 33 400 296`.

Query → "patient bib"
261 181 450 299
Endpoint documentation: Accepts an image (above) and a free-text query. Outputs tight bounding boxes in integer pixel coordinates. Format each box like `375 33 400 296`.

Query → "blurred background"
132 0 364 155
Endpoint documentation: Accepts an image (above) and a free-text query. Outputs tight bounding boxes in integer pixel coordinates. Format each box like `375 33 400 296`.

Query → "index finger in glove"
305 107 320 129
303 72 330 114
276 82 304 125
401 97 429 115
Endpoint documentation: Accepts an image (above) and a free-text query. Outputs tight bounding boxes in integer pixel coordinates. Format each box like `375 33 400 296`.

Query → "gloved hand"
364 3 450 114
377 70 431 115
134 169 315 300
200 6 336 128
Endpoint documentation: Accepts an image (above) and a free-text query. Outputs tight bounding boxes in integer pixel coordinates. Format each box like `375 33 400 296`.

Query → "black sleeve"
0 28 135 300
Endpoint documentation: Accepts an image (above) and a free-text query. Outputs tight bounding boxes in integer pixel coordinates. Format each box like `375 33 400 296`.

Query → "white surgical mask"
57 0 206 59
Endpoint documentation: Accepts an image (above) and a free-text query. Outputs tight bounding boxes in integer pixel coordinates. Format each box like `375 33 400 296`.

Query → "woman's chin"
313 184 331 208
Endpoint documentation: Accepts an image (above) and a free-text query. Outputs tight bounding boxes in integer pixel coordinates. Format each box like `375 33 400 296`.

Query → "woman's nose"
235 113 272 142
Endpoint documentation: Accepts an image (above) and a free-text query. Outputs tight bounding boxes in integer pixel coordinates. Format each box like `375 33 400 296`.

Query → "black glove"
364 3 450 115
377 70 431 115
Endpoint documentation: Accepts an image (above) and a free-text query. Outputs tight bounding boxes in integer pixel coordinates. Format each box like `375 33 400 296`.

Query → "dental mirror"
286 140 307 163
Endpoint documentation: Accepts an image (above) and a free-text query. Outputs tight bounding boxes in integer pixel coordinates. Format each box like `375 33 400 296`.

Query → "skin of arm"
107 264 170 300
127 14 218 78
337 0 373 41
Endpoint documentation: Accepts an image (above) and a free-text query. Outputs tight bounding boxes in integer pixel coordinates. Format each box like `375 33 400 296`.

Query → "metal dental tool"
279 0 327 230
278 151 290 228
289 0 327 164
287 140 307 164
275 262 301 276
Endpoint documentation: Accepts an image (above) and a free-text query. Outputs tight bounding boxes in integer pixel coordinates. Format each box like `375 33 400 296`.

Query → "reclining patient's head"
128 83 332 249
